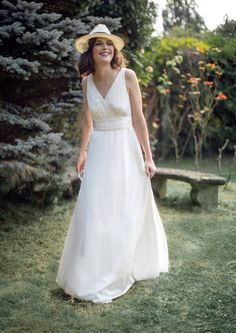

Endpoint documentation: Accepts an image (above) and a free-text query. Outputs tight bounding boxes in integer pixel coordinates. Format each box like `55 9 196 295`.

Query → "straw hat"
75 24 125 53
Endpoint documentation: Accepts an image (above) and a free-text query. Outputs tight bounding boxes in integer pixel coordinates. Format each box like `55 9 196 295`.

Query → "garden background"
0 1 235 332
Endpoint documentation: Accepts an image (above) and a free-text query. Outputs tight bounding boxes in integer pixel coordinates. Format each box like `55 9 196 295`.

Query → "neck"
94 63 113 80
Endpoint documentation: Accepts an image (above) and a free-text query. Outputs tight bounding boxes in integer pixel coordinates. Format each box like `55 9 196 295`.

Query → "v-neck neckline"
91 69 122 101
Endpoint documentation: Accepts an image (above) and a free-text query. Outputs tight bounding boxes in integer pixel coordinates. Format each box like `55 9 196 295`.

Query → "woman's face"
92 38 115 65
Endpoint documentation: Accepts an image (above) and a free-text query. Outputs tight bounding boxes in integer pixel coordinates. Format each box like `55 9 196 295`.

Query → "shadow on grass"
51 287 104 308
50 288 96 310
51 287 72 303
157 193 206 216
51 281 146 308
50 287 101 308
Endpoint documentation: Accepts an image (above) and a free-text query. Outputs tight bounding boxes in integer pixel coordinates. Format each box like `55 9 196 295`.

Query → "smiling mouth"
99 52 110 56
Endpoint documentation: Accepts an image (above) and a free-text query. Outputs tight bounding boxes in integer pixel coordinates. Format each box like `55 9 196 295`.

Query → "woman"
56 24 169 303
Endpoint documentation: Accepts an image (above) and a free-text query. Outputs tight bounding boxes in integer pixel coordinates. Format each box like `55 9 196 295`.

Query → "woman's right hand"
76 151 87 174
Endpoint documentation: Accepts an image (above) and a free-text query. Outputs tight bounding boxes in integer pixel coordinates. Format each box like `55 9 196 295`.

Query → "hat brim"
74 32 125 53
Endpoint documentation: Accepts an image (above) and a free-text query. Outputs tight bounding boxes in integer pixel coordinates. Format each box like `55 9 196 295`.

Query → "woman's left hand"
144 158 157 178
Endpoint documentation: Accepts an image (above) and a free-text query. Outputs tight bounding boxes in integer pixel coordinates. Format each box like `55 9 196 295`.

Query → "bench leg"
152 177 167 199
190 184 219 207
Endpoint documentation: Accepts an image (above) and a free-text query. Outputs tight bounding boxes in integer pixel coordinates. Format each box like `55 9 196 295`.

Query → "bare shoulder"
124 68 140 95
81 75 88 88
124 69 139 93
81 75 91 94
124 68 137 82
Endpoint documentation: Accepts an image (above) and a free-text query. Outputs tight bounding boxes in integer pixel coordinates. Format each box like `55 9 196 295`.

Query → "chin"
99 58 113 64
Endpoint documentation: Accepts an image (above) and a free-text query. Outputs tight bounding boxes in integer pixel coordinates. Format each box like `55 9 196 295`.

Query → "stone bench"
152 167 226 208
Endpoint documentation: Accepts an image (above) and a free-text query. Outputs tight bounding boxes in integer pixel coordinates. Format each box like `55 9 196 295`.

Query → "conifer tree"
0 0 120 203
162 0 206 34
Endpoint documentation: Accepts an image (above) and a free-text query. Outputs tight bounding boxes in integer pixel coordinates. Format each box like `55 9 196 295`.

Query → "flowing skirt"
56 126 169 303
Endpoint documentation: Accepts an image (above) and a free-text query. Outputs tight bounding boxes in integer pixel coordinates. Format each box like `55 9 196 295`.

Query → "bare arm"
125 69 156 177
76 76 93 173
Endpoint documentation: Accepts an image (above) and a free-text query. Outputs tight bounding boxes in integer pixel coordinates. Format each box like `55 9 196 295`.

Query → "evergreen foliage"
0 0 120 203
162 0 206 34
204 19 236 152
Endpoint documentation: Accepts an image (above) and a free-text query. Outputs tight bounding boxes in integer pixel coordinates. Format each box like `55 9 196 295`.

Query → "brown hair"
78 38 128 77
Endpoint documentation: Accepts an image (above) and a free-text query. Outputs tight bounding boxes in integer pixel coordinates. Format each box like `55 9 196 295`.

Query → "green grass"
0 160 236 333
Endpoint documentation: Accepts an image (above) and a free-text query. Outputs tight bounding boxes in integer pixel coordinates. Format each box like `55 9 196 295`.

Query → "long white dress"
56 68 169 303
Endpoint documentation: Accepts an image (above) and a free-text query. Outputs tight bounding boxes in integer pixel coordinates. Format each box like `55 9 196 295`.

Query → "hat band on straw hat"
75 24 125 53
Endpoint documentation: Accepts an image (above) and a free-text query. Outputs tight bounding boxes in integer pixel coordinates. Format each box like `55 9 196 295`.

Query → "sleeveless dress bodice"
87 68 132 131
56 67 169 304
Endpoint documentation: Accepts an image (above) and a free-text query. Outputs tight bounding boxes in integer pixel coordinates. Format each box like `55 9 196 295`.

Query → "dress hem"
56 269 169 304
56 276 135 304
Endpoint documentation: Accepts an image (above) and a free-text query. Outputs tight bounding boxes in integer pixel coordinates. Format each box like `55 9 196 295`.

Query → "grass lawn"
0 159 235 333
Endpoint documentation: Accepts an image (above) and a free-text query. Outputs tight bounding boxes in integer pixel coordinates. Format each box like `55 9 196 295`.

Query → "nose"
101 42 108 49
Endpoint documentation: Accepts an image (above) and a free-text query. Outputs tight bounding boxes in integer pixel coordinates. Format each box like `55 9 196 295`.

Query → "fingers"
145 165 150 177
150 170 155 178
76 162 84 173
150 167 156 178
145 167 152 177
76 156 85 171
145 165 156 178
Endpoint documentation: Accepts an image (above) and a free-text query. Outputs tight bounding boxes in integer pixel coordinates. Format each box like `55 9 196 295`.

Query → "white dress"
56 68 169 303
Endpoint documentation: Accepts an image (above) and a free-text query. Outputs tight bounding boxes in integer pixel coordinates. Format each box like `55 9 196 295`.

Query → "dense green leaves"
0 0 120 203
204 20 236 152
143 32 232 160
162 0 206 34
